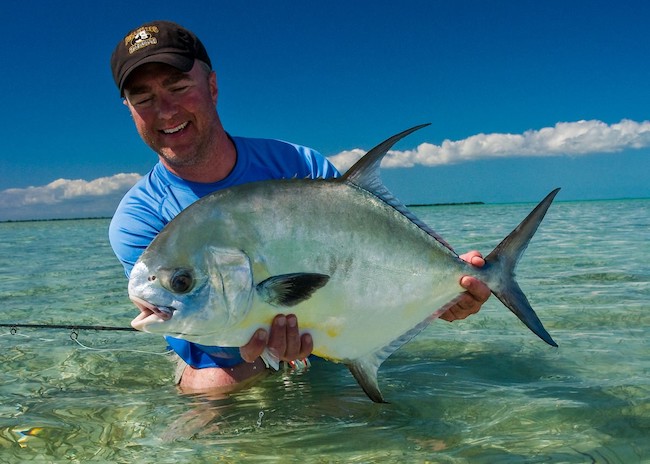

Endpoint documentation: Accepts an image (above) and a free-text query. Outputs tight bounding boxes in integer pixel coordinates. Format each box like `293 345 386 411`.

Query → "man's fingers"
439 294 478 322
297 333 313 360
460 275 491 304
240 313 313 364
266 314 287 359
440 275 491 322
240 329 268 363
459 250 485 267
283 315 301 360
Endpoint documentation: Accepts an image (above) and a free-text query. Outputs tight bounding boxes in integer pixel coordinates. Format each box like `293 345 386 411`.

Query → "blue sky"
1 0 649 220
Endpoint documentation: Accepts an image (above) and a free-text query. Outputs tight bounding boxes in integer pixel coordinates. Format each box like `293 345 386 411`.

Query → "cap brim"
119 53 195 95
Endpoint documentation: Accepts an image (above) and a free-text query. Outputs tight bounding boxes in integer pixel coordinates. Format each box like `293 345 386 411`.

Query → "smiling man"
108 20 490 394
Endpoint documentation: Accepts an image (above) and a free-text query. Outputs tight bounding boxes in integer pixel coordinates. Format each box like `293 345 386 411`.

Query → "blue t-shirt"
109 135 340 368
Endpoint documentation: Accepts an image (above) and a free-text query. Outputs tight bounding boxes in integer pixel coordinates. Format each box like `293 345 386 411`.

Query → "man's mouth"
161 122 189 134
130 296 176 331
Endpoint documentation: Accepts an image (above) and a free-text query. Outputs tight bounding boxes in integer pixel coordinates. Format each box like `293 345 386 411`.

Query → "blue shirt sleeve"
165 337 244 368
109 136 340 369
109 197 163 278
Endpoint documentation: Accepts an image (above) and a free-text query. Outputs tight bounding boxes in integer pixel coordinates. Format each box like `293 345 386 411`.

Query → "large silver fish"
128 124 559 403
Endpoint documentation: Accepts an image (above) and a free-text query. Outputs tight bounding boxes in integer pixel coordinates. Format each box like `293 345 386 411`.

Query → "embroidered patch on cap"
125 26 160 55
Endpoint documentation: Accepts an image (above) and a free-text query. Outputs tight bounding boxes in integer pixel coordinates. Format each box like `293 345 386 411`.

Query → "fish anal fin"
347 314 438 403
256 273 329 307
348 355 387 403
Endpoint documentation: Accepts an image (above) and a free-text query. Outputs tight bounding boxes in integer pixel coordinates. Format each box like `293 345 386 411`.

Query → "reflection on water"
0 201 649 462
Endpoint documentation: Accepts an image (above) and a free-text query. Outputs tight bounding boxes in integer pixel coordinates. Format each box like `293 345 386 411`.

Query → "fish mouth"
129 296 176 331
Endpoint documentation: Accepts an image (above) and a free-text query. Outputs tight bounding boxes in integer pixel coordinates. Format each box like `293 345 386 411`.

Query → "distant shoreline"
407 201 485 207
0 201 485 224
1 203 487 224
4 197 649 223
0 217 112 224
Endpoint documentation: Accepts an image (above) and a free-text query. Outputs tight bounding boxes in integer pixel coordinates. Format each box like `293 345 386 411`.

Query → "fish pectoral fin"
348 353 387 403
256 273 330 307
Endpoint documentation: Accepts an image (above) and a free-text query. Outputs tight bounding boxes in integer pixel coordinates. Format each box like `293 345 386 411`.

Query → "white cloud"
328 119 650 171
0 173 141 221
2 118 649 221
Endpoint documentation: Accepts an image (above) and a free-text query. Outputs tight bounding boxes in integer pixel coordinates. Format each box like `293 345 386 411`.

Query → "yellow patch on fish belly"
322 316 344 339
303 318 345 361
326 326 341 338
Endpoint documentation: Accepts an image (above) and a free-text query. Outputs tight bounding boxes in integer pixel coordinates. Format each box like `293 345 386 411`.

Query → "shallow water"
0 199 648 463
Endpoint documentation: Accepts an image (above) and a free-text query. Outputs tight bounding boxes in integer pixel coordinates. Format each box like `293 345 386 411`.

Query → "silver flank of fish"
128 124 560 402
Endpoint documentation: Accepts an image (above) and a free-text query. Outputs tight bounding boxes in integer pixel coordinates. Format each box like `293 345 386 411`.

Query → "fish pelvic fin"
256 273 330 307
484 188 561 347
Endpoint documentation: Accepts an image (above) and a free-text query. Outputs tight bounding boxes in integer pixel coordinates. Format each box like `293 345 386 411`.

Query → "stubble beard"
158 147 207 169
155 130 218 170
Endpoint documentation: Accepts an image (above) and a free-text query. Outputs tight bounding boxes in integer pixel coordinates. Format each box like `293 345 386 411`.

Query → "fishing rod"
0 323 137 335
0 323 171 356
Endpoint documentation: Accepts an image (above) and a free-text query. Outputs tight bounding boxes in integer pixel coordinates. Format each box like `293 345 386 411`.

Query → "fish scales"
128 124 560 402
142 179 464 357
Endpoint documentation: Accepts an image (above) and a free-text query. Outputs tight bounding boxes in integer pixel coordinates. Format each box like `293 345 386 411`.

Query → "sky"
1 0 650 221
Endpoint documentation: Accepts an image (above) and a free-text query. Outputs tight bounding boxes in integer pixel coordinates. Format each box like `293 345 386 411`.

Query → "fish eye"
168 269 194 294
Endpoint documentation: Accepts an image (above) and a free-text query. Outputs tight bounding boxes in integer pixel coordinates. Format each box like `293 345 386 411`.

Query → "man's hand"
439 250 491 322
240 314 313 363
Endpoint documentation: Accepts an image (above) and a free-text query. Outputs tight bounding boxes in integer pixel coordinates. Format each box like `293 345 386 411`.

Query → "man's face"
123 61 219 170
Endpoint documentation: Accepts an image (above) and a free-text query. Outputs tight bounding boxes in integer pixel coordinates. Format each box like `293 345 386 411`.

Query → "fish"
128 124 560 403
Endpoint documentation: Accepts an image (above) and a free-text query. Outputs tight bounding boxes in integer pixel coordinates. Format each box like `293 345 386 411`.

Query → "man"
109 20 490 393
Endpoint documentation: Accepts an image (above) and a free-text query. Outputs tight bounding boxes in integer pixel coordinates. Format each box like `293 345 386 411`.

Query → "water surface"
0 199 648 462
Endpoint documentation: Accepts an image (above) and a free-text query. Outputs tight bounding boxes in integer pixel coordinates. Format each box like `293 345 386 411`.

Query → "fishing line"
0 323 137 332
70 335 172 357
0 331 56 343
0 323 170 357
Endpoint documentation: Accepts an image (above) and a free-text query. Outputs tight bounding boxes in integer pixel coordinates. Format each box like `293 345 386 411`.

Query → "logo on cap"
125 26 160 55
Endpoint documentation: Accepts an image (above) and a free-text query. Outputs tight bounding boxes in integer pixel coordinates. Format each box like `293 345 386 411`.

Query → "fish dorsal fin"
347 313 439 403
342 124 430 189
341 124 454 252
256 273 330 307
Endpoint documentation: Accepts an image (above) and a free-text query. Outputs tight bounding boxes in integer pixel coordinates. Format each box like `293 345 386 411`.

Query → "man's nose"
155 93 178 119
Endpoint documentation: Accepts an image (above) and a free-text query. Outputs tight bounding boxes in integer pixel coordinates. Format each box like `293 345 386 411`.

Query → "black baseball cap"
111 20 212 96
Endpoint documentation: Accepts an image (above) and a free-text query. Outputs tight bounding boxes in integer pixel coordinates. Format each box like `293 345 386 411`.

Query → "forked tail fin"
484 188 561 347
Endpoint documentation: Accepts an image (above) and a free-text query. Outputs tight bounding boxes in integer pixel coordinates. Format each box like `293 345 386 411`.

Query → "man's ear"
209 71 218 105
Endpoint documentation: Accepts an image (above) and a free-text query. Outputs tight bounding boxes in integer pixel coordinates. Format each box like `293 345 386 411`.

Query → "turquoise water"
0 199 648 463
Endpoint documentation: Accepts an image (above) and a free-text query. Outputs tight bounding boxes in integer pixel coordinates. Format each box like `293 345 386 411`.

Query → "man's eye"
170 85 189 93
130 96 153 107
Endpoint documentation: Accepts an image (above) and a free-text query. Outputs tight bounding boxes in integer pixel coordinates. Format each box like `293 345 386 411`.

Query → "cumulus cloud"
328 119 650 171
0 173 141 221
3 118 650 221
